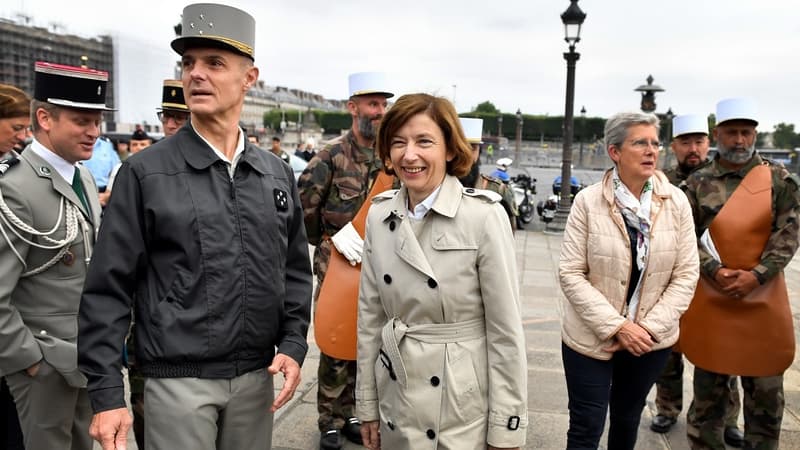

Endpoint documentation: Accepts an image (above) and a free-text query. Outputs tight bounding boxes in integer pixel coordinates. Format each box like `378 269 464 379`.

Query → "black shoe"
650 415 677 433
342 417 364 445
724 426 744 448
320 428 342 450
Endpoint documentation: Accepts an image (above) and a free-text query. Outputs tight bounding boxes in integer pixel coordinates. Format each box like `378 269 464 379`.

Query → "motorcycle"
537 178 584 223
510 173 536 229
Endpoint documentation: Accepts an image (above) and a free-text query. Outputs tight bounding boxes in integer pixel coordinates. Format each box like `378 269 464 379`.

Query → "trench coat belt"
380 317 486 388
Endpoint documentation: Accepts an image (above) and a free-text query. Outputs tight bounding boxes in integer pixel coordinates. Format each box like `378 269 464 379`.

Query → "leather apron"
314 172 395 360
680 164 794 376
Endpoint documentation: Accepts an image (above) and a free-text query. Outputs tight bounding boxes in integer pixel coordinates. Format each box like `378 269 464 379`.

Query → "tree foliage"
772 123 800 149
472 101 499 114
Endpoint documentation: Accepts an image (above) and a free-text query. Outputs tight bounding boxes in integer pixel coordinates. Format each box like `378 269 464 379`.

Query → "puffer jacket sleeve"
479 203 528 447
355 207 386 422
637 188 699 341
558 189 627 340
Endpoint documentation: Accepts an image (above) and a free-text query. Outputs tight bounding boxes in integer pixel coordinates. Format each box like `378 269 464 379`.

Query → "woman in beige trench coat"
355 93 528 450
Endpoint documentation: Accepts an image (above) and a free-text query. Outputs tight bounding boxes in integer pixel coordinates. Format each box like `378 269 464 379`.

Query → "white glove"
331 222 364 266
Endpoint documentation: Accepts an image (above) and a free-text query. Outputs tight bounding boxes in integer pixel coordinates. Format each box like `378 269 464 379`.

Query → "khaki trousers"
144 369 274 450
5 361 93 450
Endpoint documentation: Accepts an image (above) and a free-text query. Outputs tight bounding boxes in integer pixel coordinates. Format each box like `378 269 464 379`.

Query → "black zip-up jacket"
78 126 313 413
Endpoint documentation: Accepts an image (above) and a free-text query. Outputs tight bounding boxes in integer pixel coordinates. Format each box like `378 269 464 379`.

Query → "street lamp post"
497 115 503 138
578 105 586 168
515 109 523 167
663 107 674 168
548 0 586 233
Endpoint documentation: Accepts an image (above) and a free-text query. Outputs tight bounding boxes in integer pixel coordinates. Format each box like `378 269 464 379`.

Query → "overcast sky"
4 0 798 131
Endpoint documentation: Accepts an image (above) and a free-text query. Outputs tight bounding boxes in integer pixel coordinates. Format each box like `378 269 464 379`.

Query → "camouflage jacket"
475 174 518 227
683 153 800 282
297 130 385 278
662 158 711 186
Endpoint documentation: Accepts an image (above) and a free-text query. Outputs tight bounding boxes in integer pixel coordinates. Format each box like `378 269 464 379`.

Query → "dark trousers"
1 378 24 450
562 343 671 450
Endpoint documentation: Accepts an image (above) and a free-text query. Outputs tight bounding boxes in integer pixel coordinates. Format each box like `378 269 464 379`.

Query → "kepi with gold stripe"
171 3 256 60
157 79 188 112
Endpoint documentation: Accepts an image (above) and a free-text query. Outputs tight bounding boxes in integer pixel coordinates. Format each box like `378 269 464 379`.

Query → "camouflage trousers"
317 352 357 431
655 351 740 427
687 367 783 450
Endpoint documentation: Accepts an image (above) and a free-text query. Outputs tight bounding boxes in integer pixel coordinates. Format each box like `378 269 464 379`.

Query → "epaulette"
373 189 399 203
462 187 501 203
479 174 503 187
0 154 20 176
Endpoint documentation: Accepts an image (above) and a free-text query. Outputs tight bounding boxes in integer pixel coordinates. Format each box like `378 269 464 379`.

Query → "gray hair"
604 111 660 150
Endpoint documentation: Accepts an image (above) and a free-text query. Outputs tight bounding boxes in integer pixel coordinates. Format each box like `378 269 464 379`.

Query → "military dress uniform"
298 130 386 436
683 153 800 449
0 148 101 450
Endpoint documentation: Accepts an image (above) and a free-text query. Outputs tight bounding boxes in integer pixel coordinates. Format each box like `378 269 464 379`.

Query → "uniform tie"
72 167 90 213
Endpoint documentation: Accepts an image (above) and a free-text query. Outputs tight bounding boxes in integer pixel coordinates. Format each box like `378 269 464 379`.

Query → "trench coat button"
384 274 392 284
387 421 395 430
427 278 437 288
620 280 626 286
426 429 436 439
40 329 47 335
389 221 396 231
430 376 440 386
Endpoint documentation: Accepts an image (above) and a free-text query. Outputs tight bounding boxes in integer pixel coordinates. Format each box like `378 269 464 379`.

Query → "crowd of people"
0 3 798 450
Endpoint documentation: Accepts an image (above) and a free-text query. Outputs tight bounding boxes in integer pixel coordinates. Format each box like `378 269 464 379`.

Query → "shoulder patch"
462 187 501 203
373 189 399 203
0 154 20 176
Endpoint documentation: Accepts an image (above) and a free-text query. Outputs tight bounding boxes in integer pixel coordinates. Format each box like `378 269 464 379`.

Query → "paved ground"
106 224 800 450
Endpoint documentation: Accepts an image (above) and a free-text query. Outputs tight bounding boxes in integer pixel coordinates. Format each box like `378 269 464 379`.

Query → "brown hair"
376 93 473 178
30 99 63 133
0 84 30 120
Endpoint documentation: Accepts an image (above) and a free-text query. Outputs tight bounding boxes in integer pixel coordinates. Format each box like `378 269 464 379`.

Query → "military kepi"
715 98 758 126
672 114 708 138
460 117 484 144
171 3 256 60
33 62 112 110
158 79 188 112
348 72 393 98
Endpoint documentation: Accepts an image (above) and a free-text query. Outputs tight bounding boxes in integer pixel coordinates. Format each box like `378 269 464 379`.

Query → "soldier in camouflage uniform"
458 117 518 231
297 72 393 450
651 114 743 447
683 99 800 450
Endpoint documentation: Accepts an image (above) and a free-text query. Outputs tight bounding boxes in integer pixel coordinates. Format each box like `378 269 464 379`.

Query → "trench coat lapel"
386 188 436 280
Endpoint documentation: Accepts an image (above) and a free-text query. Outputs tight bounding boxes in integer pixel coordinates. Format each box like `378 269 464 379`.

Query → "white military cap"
460 117 483 144
348 72 393 98
672 114 708 138
715 98 758 126
496 157 513 167
172 3 256 60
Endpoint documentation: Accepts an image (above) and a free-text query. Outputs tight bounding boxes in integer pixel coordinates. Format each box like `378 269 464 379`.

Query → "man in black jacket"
77 4 313 450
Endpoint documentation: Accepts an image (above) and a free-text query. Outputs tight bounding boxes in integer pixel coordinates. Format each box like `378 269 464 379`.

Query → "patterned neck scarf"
612 167 653 320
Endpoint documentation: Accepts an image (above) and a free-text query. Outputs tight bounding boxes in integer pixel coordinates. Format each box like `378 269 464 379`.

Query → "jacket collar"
20 149 101 224
710 152 763 178
177 126 270 175
601 167 673 206
380 174 462 222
